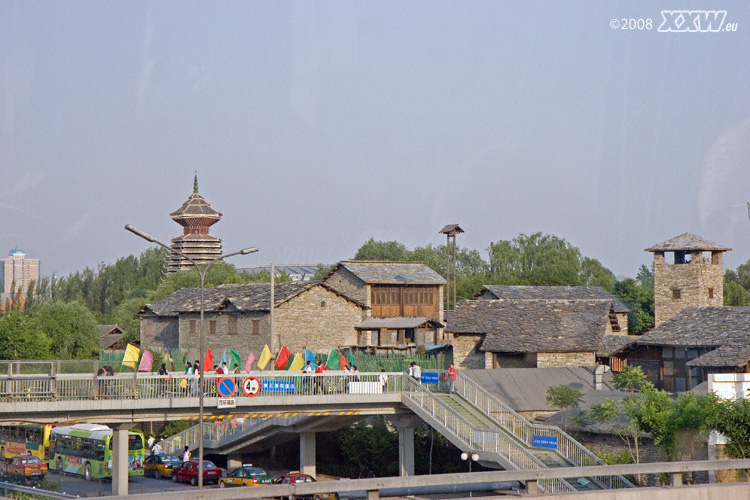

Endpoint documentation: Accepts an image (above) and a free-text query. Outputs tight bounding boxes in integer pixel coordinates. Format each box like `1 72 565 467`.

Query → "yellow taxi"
218 464 273 488
143 453 183 480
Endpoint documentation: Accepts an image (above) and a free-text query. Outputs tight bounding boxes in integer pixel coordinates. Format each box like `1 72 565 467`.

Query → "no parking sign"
217 377 236 397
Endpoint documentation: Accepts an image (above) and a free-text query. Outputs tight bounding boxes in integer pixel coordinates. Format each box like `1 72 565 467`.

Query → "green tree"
487 232 603 287
29 301 100 359
353 238 412 262
546 384 584 430
614 277 654 334
340 416 399 477
0 309 52 359
709 397 750 460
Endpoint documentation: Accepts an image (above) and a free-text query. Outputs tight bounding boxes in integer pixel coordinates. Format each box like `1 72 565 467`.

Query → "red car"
273 473 339 500
171 459 222 486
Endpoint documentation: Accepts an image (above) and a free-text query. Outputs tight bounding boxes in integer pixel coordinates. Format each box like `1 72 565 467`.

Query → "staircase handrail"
403 377 575 493
456 372 634 489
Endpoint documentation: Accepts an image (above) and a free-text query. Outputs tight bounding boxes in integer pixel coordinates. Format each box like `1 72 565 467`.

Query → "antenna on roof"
194 171 199 193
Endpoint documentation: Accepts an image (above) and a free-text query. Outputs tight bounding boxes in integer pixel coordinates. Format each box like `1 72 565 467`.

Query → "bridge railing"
0 371 406 401
455 372 634 489
403 377 575 494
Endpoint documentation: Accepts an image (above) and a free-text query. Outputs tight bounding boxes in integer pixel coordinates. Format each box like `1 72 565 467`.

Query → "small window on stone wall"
672 288 681 299
228 316 238 335
252 319 260 335
189 320 196 335
321 300 326 307
209 320 216 335
708 288 714 299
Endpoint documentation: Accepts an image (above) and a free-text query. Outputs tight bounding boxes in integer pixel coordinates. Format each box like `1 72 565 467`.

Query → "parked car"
171 459 222 486
1 454 47 479
143 453 183 479
273 472 339 500
218 464 273 488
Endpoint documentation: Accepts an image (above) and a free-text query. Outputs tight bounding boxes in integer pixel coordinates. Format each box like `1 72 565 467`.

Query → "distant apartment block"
1 248 39 296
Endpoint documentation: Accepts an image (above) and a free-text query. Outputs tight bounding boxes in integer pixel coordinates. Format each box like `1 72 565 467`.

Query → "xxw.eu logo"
658 10 729 32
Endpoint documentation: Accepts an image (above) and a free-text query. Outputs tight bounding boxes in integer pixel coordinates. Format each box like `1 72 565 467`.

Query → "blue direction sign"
421 372 440 385
531 435 558 450
217 377 236 397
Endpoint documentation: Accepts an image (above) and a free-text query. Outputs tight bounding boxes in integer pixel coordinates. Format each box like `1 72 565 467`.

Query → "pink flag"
244 350 255 372
138 350 154 372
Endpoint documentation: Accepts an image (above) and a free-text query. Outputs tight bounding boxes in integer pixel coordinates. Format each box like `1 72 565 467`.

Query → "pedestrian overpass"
0 368 633 495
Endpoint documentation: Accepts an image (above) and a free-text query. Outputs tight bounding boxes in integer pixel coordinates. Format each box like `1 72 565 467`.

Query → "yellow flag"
122 343 140 370
288 353 304 371
257 345 272 370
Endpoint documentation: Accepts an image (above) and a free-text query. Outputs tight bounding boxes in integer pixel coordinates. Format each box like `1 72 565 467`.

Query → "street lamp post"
460 452 479 497
125 225 257 488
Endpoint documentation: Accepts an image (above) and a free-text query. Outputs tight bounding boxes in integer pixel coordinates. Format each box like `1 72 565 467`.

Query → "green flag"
347 347 355 365
230 349 242 372
327 348 342 370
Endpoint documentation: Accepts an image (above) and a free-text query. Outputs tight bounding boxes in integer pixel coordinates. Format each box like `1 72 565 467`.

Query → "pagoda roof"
170 192 222 221
645 233 730 252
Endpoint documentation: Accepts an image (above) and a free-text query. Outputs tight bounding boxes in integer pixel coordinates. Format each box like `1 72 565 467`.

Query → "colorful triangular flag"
122 344 140 370
245 350 255 372
230 349 241 372
288 353 304 371
275 346 291 370
257 345 272 370
138 350 154 372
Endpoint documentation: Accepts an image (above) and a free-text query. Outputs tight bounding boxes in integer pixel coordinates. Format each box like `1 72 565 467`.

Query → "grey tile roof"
446 299 612 353
461 367 616 413
596 335 637 357
636 306 750 347
141 281 364 316
636 306 750 369
334 261 447 285
644 233 731 252
687 345 750 368
474 285 633 313
169 192 222 219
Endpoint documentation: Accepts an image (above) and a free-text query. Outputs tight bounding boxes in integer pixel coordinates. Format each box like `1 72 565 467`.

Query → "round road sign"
242 376 261 397
217 377 236 397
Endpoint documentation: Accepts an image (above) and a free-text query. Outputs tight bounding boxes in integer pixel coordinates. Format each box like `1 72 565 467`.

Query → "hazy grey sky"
2 1 749 279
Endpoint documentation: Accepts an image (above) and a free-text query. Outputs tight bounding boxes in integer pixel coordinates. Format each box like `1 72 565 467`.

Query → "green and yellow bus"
0 424 53 463
49 424 145 480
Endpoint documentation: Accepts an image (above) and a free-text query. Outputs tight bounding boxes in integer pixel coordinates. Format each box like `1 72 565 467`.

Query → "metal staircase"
401 373 634 493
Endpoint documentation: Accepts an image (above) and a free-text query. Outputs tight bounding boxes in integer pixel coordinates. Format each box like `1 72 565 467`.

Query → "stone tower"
167 175 223 273
645 233 730 327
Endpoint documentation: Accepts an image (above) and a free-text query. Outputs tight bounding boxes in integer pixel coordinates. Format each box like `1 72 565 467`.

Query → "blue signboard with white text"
261 379 296 393
421 372 439 384
532 435 558 450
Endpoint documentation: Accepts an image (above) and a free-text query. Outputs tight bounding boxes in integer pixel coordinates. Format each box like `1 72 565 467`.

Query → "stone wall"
139 316 179 352
275 285 365 353
176 311 271 363
654 252 725 326
452 334 486 369
323 267 367 306
537 351 596 368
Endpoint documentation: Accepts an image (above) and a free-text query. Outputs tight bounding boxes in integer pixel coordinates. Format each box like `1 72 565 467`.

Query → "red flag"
274 346 291 370
339 351 347 370
204 348 214 372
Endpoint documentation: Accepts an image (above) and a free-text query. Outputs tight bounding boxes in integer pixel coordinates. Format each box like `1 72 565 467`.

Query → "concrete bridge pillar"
110 424 132 496
388 415 421 477
300 432 316 477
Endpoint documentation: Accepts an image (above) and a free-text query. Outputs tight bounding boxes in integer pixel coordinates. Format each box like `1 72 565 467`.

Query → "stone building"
167 176 223 273
623 307 750 392
323 261 446 349
645 233 729 327
445 286 632 370
139 281 367 360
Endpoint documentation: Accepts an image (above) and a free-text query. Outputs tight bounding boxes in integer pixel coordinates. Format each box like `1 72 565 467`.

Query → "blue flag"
221 349 227 367
304 349 318 370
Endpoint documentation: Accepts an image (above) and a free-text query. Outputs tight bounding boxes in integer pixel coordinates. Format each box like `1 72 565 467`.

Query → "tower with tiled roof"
167 175 223 273
645 233 730 326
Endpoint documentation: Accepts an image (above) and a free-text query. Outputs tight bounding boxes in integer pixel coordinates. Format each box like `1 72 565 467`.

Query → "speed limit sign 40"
242 376 261 397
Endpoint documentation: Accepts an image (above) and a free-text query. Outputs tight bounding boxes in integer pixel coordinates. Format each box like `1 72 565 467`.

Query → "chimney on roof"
594 365 609 390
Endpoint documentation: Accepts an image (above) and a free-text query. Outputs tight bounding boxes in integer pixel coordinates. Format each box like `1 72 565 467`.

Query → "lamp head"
240 247 259 255
124 225 156 243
